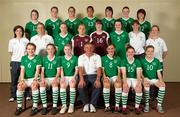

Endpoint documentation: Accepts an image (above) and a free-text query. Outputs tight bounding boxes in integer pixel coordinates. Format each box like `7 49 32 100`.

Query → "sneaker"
122 107 127 115
114 106 120 113
144 105 149 113
157 105 165 114
9 97 15 102
104 106 111 113
135 107 141 115
83 104 89 112
41 107 47 115
15 108 22 116
90 104 96 113
51 107 58 115
59 105 67 114
68 105 74 114
30 107 38 116
26 96 31 101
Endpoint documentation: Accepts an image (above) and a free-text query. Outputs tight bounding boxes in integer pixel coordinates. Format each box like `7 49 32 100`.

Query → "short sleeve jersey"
102 55 121 77
21 55 41 79
42 56 61 78
141 58 162 80
121 58 141 78
61 55 78 76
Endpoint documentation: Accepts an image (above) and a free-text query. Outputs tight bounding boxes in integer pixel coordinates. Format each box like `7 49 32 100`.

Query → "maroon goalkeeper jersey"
73 35 90 57
90 31 109 56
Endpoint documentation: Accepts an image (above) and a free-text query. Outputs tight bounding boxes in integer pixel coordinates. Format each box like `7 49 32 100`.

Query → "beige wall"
0 0 179 82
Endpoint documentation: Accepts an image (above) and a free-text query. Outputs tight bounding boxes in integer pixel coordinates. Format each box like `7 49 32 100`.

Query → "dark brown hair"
87 6 94 12
31 9 39 19
26 43 36 50
137 9 146 19
13 25 24 38
51 6 59 12
105 6 113 15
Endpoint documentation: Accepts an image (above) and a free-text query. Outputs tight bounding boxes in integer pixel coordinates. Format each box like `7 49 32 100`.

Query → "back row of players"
8 5 167 116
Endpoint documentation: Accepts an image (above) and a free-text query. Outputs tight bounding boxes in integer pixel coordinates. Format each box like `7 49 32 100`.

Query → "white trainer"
68 104 74 114
90 104 96 113
59 105 67 114
9 97 14 102
83 104 89 112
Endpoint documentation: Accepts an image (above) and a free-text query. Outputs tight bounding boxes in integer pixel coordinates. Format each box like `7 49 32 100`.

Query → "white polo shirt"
8 38 29 62
146 38 167 62
30 34 54 55
78 53 102 75
129 31 146 55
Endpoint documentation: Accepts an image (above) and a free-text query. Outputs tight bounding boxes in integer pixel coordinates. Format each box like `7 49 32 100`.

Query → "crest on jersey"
56 22 59 26
152 62 156 65
114 60 117 63
53 61 56 64
85 38 89 42
33 59 37 63
109 62 113 68
70 60 73 63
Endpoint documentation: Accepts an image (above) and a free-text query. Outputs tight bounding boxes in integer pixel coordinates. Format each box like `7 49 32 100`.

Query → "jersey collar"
60 33 68 38
65 55 72 61
115 31 123 35
145 57 154 63
50 18 58 22
127 57 135 64
47 55 55 61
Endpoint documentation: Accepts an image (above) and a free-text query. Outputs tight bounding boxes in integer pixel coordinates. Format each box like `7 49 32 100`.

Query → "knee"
103 80 110 88
114 80 122 88
159 81 166 88
17 82 25 91
143 81 150 87
31 81 38 90
135 85 142 93
51 81 58 87
60 80 66 88
123 85 129 93
69 81 76 88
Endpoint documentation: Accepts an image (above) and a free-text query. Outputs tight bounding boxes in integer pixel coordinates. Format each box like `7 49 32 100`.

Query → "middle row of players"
31 19 149 60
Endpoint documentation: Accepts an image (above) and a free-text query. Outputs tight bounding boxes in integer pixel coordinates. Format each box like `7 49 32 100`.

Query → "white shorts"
45 77 59 87
145 78 158 85
24 78 34 87
126 78 138 89
63 76 76 86
107 76 117 85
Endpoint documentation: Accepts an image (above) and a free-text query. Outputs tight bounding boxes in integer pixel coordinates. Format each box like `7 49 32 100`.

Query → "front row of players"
15 42 166 116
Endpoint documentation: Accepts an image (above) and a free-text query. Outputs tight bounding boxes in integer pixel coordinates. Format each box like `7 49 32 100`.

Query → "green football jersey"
65 18 81 36
119 17 134 33
61 55 78 76
42 56 61 78
54 33 73 56
110 31 129 60
121 58 141 78
21 55 41 79
139 20 151 39
81 17 97 35
25 21 38 39
45 18 62 39
102 55 121 77
141 58 162 80
102 18 115 34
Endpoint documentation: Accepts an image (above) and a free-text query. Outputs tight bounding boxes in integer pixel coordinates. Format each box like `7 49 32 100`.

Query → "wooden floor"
0 83 180 117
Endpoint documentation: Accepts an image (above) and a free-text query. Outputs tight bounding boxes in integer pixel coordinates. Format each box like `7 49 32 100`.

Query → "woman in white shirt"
146 25 168 68
8 25 29 102
129 20 146 59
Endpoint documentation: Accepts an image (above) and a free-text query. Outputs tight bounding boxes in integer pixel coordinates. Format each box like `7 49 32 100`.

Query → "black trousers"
10 61 21 98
